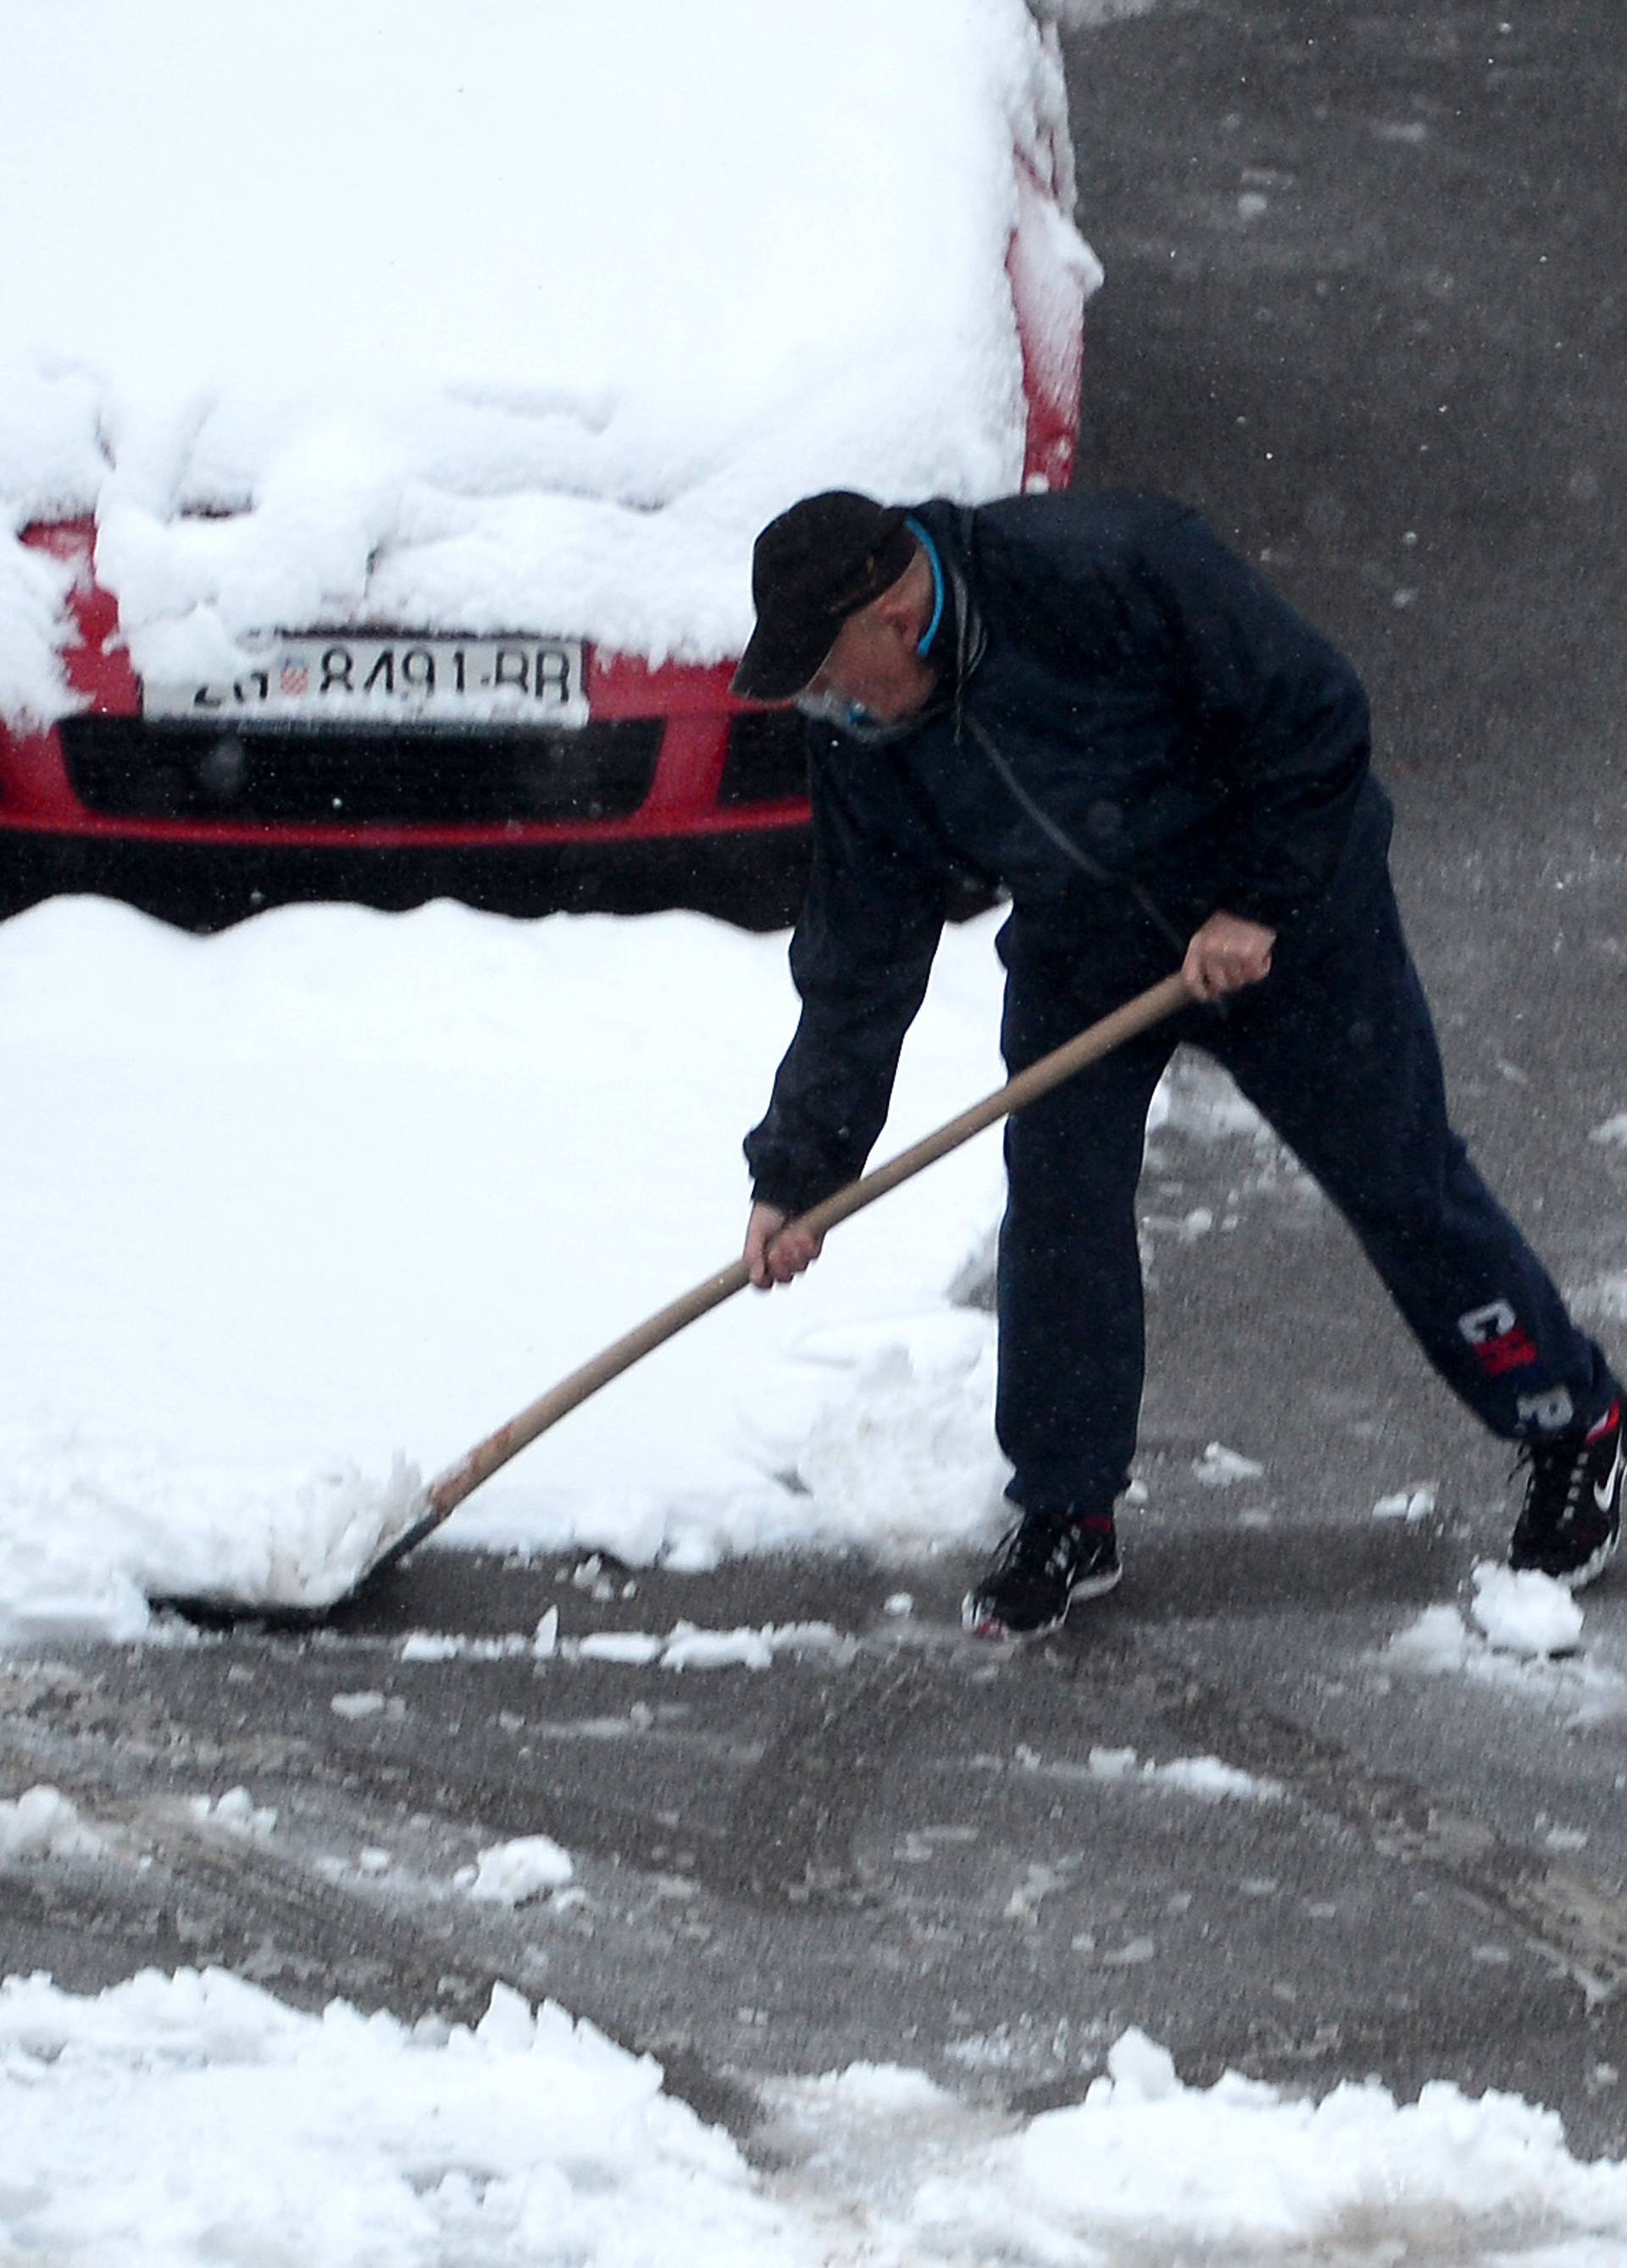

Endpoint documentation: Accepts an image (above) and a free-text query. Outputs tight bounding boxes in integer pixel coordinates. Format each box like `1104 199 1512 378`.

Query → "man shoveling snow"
734 487 1624 1639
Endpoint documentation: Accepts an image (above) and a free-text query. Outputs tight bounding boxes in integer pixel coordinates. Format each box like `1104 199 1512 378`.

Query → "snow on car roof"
0 0 1097 724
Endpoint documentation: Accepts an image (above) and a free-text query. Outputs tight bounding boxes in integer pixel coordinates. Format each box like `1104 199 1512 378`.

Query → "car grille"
59 717 663 826
719 710 808 806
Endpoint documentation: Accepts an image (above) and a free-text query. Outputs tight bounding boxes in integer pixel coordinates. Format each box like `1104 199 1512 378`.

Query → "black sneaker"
1508 1398 1624 1589
962 1507 1121 1641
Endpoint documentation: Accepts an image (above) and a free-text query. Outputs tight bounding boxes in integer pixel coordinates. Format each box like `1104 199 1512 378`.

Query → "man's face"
798 558 938 728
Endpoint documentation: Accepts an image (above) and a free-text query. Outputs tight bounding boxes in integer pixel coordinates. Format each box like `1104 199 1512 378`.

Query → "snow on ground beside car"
3 1968 1627 2267
0 0 1097 724
0 894 1025 1635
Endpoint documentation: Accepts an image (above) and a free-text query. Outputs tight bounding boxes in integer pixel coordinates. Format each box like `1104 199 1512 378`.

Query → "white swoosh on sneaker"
1596 1448 1625 1515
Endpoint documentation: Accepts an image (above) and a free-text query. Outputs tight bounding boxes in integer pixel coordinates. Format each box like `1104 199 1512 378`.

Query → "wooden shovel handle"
380 970 1191 1571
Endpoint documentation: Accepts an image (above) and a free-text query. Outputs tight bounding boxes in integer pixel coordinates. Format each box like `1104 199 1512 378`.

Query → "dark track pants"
995 833 1618 1514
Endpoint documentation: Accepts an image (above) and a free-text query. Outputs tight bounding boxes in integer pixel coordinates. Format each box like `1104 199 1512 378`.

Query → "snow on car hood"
0 0 1099 725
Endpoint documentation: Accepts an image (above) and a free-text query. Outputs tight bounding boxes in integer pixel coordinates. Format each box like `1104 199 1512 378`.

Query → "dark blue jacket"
744 490 1377 1215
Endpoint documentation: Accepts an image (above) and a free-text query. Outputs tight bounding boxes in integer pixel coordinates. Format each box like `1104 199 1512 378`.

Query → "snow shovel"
159 969 1191 1627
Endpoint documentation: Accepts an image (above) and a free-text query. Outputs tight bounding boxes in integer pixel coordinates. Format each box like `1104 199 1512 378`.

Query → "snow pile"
8 1970 1627 2265
1390 1564 1584 1669
0 1969 820 2265
158 1456 427 1616
902 2027 1627 2260
0 0 1097 724
457 1838 575 1908
0 897 1013 1638
0 1786 105 1861
1470 1561 1585 1657
0 1439 423 1635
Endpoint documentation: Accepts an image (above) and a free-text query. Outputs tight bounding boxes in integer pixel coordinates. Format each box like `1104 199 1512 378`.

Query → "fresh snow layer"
5 1971 1627 2266
0 895 1027 1633
0 0 1097 724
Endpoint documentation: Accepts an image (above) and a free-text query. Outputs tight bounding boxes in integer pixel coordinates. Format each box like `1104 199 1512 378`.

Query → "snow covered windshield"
0 0 1097 723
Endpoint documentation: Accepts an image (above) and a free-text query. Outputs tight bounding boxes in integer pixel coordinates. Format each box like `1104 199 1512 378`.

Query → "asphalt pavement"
4 0 1627 2169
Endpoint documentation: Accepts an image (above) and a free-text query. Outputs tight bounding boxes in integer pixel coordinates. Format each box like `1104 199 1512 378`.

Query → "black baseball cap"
731 491 916 701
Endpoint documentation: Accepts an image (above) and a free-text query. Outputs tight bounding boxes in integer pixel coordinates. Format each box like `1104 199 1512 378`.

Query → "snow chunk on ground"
767 2024 1627 2266
1080 1746 1281 1801
1387 1603 1475 1672
980 2036 1627 2259
0 1786 105 1860
186 1788 276 1839
1471 1561 1585 1657
403 1618 847 1671
1388 1569 1587 1674
1373 1483 1436 1521
576 1631 665 1666
1149 1755 1283 1802
1590 1112 1627 1146
0 1970 818 2265
1009 1744 1281 1801
398 1613 564 1664
658 1623 775 1672
457 1837 575 1907
1192 1440 1265 1484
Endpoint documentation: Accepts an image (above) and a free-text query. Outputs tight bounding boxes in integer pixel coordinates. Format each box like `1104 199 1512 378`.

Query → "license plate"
143 634 589 729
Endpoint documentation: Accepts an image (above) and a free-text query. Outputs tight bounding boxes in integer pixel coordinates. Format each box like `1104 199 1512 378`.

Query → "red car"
2 19 1088 928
